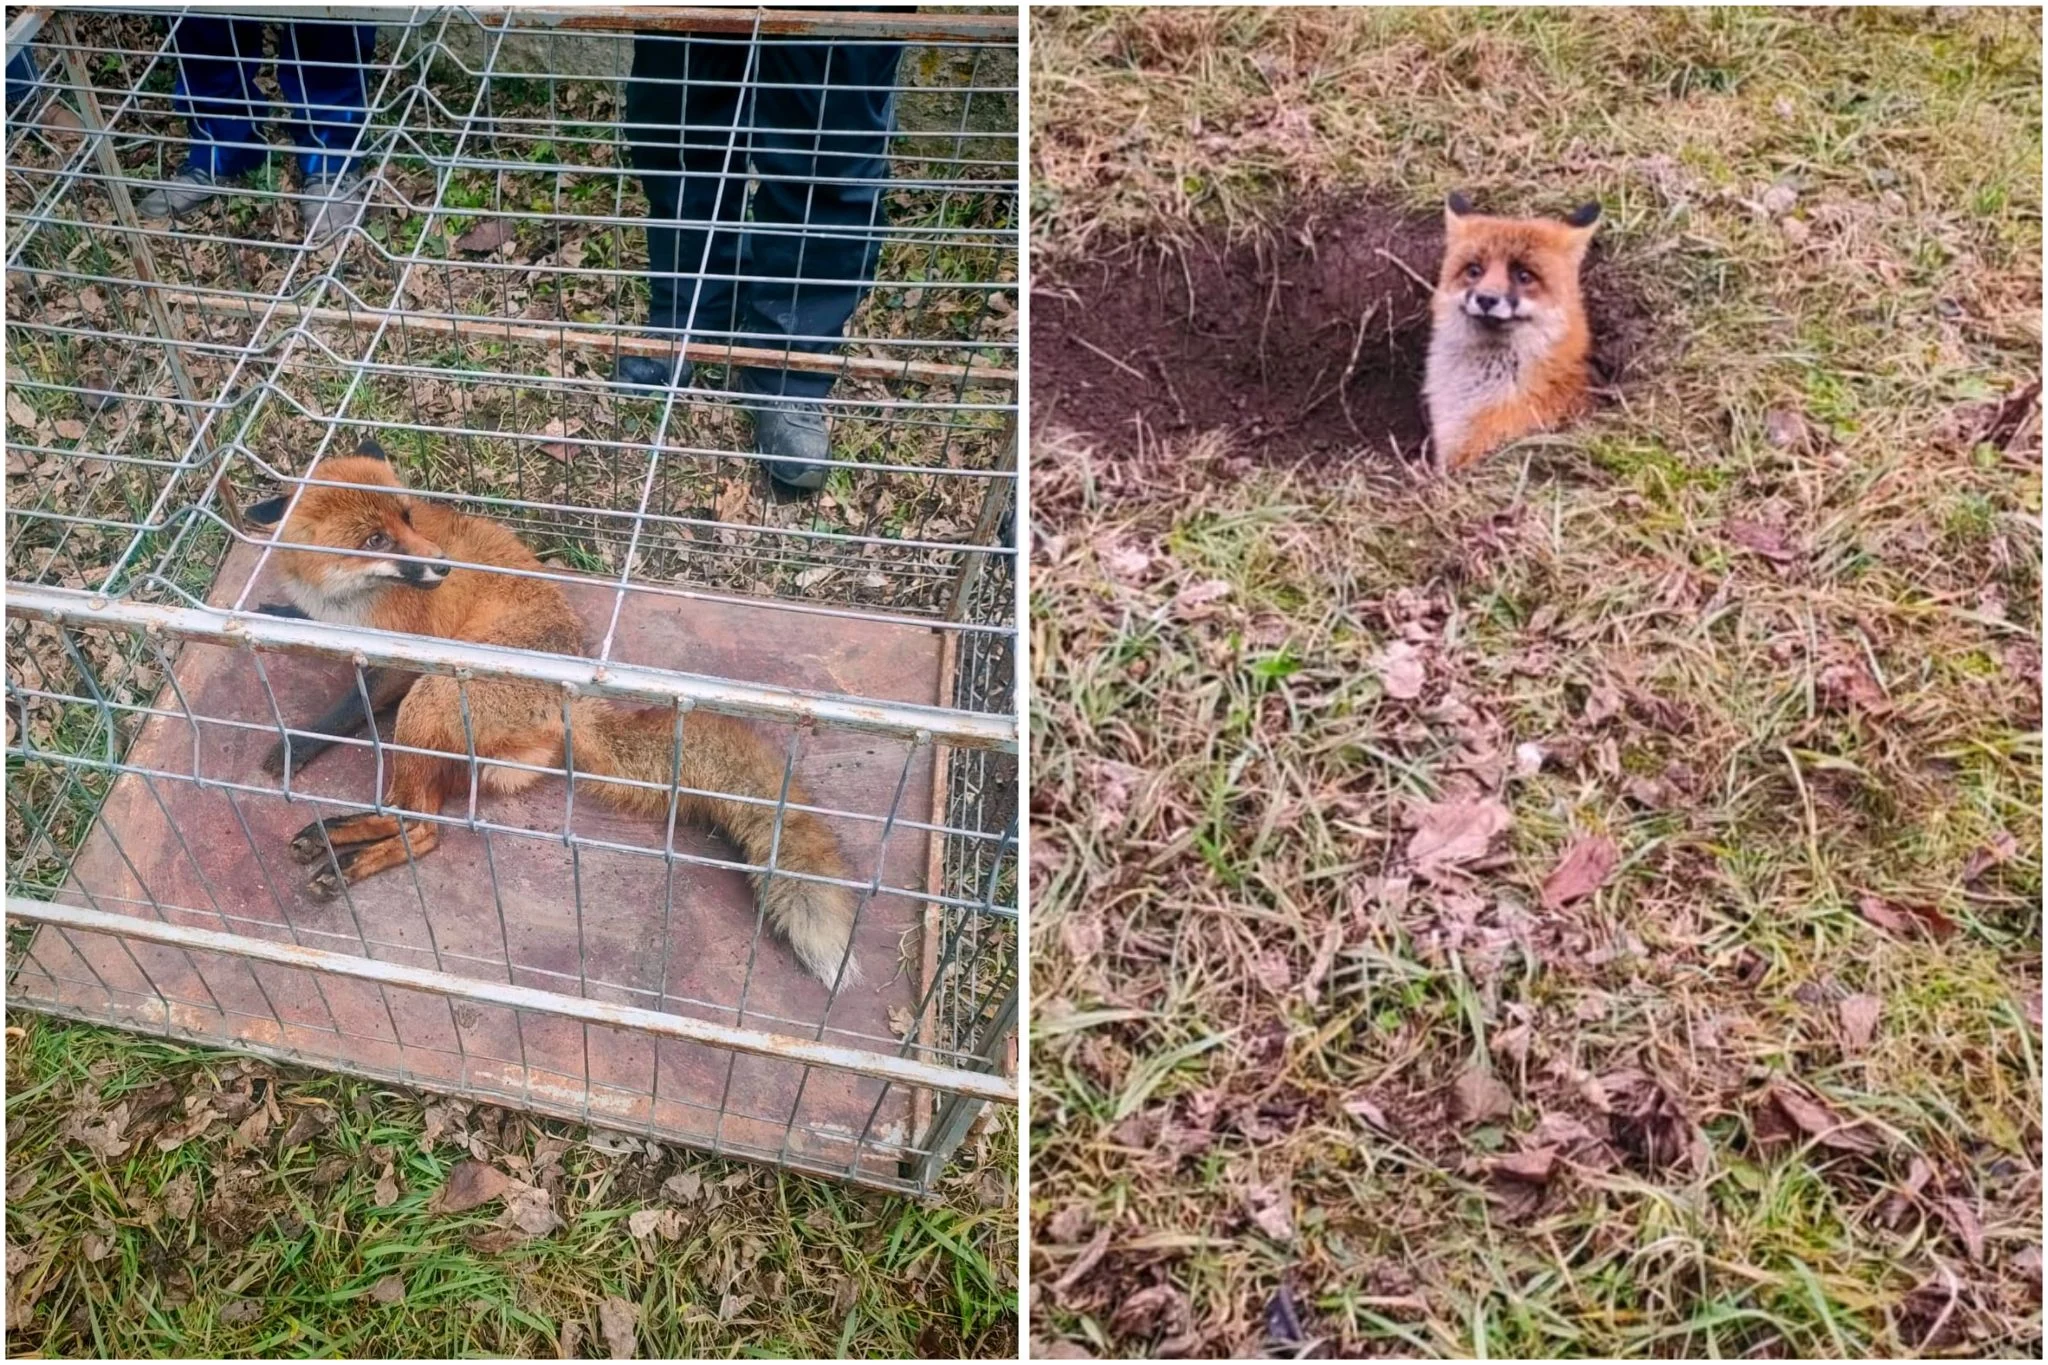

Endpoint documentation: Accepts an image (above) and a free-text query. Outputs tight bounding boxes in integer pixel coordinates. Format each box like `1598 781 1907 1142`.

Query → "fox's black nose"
1472 292 1501 311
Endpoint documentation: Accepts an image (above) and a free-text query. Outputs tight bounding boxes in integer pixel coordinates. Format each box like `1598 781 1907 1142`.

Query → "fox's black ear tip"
1446 190 1474 217
245 495 288 528
355 438 390 461
1565 200 1602 228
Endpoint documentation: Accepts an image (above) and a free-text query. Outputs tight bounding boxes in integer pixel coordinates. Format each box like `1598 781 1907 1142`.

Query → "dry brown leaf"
1962 830 2019 882
1406 797 1510 875
1855 893 1958 941
1837 994 1882 1052
1724 519 1797 564
1488 1145 1559 1184
500 1183 562 1236
373 1163 401 1209
1540 834 1619 910
1246 1184 1295 1242
1939 1197 1986 1262
1766 1081 1880 1155
1451 1065 1514 1125
431 1159 510 1214
598 1294 638 1359
455 218 514 253
538 417 577 462
1372 640 1426 700
1172 578 1232 618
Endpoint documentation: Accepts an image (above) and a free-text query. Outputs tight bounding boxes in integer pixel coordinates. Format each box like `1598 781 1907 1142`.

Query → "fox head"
1435 192 1599 341
246 440 452 619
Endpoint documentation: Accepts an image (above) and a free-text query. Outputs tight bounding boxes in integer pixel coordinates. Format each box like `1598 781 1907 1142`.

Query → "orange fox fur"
1423 192 1599 472
247 443 860 987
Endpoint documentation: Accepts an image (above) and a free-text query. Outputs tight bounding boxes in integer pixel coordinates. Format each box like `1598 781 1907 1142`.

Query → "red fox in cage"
245 442 860 987
1424 192 1600 472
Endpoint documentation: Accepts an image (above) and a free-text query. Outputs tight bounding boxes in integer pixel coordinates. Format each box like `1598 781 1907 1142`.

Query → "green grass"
4 1016 1017 1358
1031 6 2040 1358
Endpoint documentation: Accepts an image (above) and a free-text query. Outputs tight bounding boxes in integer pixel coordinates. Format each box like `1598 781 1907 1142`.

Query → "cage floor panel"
15 544 945 1179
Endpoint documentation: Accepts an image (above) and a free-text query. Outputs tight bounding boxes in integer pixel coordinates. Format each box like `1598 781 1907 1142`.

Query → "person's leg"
277 22 375 178
138 16 268 217
6 48 43 128
618 32 749 387
732 39 901 487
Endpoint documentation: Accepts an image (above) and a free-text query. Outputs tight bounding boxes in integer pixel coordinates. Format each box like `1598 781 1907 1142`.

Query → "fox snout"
398 556 453 588
1462 288 1529 326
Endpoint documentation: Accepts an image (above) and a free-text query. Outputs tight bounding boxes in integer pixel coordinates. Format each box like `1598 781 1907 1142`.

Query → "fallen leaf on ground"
1855 893 1958 941
1452 1065 1514 1125
1245 1184 1294 1242
430 1159 509 1214
1372 641 1426 699
499 1182 562 1237
1488 1145 1558 1183
1962 831 2019 882
1724 519 1798 564
1172 578 1232 618
454 218 514 253
1540 834 1619 910
1766 1081 1880 1155
598 1295 637 1359
1406 797 1510 875
1837 994 1882 1052
1939 1197 1986 1262
373 1162 401 1209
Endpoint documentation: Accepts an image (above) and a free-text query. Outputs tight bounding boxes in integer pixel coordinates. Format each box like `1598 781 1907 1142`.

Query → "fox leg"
290 677 463 901
265 665 415 777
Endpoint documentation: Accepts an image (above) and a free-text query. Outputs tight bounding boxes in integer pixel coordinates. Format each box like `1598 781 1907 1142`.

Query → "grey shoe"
744 396 832 491
300 173 368 248
134 165 217 220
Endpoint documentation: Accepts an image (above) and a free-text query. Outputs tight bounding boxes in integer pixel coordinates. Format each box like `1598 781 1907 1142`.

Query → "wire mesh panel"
4 5 1019 1194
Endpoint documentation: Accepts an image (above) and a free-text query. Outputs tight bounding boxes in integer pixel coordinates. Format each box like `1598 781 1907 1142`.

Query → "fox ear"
245 495 289 528
1446 190 1475 219
355 437 390 462
1564 200 1601 229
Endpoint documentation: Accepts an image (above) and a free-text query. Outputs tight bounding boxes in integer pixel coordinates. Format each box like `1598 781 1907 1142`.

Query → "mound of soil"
1033 196 1647 464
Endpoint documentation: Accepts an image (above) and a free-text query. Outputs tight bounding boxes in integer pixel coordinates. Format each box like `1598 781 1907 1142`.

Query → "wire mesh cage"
4 4 1019 1194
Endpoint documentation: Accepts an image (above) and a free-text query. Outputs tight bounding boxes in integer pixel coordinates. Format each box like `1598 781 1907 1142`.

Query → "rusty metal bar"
6 582 1017 751
161 288 1019 388
6 896 1019 1105
144 7 1017 42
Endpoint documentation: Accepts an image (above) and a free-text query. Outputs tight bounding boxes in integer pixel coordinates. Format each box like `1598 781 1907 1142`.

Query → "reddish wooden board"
15 544 943 1179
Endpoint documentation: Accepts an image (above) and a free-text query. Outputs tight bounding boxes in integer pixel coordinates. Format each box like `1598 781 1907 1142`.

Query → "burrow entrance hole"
1033 195 1650 464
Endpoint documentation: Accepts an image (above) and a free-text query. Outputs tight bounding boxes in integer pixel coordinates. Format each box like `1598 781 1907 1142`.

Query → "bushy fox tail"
572 701 860 987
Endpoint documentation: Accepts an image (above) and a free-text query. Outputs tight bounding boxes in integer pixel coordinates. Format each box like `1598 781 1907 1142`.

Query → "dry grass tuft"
1029 6 2040 1358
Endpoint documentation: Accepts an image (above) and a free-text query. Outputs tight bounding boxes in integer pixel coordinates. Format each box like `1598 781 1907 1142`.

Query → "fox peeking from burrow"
1423 192 1601 472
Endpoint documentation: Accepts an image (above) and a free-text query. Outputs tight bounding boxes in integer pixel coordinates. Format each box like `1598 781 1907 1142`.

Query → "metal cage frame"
4 4 1019 1195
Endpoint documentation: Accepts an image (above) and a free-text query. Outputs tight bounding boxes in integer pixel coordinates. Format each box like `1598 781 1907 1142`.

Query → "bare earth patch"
1032 195 1652 465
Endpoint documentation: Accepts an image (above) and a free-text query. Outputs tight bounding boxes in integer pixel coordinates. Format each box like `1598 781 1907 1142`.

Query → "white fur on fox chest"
282 560 409 627
1423 301 1563 464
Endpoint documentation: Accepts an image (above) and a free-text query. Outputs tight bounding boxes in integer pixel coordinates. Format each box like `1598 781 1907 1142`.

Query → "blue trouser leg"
6 48 38 116
276 22 376 179
736 40 901 400
626 33 747 346
169 16 269 178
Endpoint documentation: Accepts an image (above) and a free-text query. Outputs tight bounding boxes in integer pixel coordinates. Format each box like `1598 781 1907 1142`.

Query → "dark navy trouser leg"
626 33 901 400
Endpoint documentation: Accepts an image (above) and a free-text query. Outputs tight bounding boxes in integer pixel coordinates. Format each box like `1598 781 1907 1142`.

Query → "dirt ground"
1029 6 2040 1359
1032 195 1652 465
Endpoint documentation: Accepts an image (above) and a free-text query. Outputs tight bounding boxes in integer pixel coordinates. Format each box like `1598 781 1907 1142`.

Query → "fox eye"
1463 261 1483 280
1513 266 1537 286
362 532 391 552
